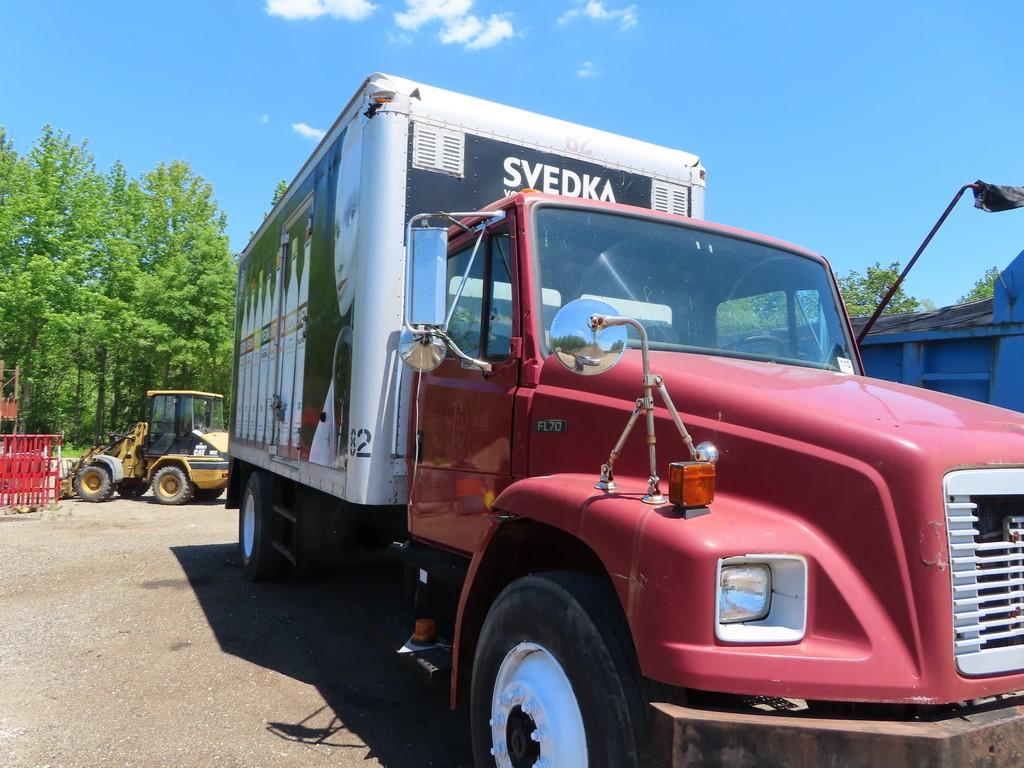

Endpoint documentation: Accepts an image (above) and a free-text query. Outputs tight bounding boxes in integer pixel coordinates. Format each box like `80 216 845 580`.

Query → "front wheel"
470 572 648 768
73 464 114 502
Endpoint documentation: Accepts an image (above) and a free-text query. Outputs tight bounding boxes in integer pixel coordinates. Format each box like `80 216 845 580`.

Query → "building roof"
851 298 994 337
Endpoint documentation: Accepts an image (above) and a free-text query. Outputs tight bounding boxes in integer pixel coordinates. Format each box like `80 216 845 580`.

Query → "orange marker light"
668 461 715 508
412 618 437 645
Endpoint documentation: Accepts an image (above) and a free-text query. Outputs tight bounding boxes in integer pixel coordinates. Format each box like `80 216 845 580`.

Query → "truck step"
272 540 296 564
371 609 452 683
401 643 452 682
272 503 296 522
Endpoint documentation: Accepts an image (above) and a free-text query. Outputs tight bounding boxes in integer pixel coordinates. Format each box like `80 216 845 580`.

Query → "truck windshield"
533 206 857 372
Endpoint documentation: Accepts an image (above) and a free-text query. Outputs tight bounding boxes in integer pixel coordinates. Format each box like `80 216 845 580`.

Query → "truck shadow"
170 542 472 767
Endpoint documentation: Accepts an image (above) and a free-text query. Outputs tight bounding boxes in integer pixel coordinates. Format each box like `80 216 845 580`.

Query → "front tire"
73 464 114 502
151 465 194 505
239 471 284 581
470 572 648 768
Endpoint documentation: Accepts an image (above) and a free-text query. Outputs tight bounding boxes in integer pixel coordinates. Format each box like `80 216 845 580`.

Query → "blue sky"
3 0 1022 306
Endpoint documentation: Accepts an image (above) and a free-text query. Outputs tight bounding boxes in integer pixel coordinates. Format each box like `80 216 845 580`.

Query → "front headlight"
718 564 771 623
715 555 808 643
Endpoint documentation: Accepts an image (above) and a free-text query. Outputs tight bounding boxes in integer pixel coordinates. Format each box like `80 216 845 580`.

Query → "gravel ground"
0 496 472 768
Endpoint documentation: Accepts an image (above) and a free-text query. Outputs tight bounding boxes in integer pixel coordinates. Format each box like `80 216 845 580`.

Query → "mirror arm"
404 326 493 374
589 314 650 378
431 329 493 373
588 313 700 501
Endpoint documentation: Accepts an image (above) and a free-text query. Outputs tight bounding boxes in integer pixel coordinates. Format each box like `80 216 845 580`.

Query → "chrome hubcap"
489 642 587 768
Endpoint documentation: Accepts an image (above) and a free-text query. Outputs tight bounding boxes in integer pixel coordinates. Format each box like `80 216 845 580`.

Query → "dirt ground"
0 496 472 768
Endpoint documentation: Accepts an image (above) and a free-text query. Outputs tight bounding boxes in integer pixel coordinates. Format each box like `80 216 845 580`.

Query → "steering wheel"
735 334 787 356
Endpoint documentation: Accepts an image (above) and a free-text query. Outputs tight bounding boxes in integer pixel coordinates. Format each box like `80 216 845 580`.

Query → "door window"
446 244 485 354
445 231 514 360
149 395 176 455
486 235 513 359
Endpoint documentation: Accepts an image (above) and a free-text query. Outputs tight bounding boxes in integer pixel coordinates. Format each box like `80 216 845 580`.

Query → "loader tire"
73 464 114 503
151 466 195 506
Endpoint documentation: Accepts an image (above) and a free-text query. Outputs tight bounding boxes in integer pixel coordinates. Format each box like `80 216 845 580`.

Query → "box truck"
227 74 1024 767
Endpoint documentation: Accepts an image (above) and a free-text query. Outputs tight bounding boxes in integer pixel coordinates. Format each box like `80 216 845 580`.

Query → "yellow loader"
70 390 229 505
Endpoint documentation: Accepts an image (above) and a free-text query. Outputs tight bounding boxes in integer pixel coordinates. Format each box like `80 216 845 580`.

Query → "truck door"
411 222 520 553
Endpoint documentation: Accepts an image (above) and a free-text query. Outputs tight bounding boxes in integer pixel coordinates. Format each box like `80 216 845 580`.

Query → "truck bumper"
649 700 1024 768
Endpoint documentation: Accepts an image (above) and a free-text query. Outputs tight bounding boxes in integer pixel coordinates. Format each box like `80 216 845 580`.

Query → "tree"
960 266 1001 303
838 261 921 317
0 127 236 443
271 179 288 207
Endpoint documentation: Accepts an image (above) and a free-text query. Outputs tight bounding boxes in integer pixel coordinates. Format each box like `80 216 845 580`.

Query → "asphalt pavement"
0 496 472 767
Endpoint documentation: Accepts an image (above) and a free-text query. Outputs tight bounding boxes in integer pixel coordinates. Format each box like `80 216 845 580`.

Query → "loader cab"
146 390 226 458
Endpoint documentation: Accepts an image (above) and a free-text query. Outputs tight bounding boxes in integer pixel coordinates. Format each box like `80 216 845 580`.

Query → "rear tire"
470 572 648 768
73 464 114 503
239 471 284 581
151 465 195 505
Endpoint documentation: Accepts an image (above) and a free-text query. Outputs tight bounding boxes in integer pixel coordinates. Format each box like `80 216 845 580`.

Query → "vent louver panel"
944 469 1024 676
651 179 690 216
412 123 465 178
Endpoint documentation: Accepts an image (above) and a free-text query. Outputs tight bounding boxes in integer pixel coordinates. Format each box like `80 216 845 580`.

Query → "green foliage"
959 266 1001 304
271 179 288 207
838 261 920 317
0 126 236 443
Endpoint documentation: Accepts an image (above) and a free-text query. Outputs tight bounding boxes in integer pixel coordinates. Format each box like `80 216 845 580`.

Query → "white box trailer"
229 73 706 507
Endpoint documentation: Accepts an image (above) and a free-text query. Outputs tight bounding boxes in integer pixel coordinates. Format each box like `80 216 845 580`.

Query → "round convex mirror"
549 298 627 375
399 329 447 372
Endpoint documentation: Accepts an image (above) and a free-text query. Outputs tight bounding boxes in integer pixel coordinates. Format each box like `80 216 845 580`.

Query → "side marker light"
668 461 715 508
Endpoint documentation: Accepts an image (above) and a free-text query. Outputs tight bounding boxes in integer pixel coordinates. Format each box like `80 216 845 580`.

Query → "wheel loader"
68 390 229 505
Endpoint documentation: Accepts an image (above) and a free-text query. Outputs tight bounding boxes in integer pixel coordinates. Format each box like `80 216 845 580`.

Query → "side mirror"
406 226 448 327
550 298 628 375
399 328 447 373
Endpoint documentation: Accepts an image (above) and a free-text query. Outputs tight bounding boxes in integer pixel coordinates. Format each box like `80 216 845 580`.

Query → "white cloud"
464 14 513 48
292 122 326 140
266 0 376 21
394 0 515 49
576 60 598 78
439 14 482 43
395 0 473 30
559 0 637 30
259 113 270 124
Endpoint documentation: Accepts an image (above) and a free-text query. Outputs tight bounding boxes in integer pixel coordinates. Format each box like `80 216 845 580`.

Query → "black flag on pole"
973 181 1024 212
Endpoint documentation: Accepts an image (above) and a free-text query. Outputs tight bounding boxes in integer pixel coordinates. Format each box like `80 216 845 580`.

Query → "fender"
145 456 190 482
88 454 124 484
452 471 939 707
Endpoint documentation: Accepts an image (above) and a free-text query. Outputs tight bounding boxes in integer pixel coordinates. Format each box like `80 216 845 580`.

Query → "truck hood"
530 352 1024 700
537 351 1024 480
643 352 1024 468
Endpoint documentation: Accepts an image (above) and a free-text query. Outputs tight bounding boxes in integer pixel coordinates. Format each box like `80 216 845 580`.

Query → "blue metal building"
854 250 1024 412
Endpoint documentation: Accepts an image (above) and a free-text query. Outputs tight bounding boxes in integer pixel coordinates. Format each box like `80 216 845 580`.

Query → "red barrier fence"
0 434 61 509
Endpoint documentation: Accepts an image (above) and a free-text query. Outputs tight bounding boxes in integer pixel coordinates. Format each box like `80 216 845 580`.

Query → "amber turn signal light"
668 461 715 508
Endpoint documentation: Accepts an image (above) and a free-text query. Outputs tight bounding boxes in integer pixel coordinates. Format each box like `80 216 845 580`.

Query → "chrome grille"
945 468 1024 676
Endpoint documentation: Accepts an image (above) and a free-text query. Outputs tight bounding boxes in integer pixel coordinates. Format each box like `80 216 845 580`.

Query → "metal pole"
857 183 977 343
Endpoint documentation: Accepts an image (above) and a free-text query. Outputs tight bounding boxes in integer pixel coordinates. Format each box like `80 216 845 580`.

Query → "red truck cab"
401 192 1024 766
